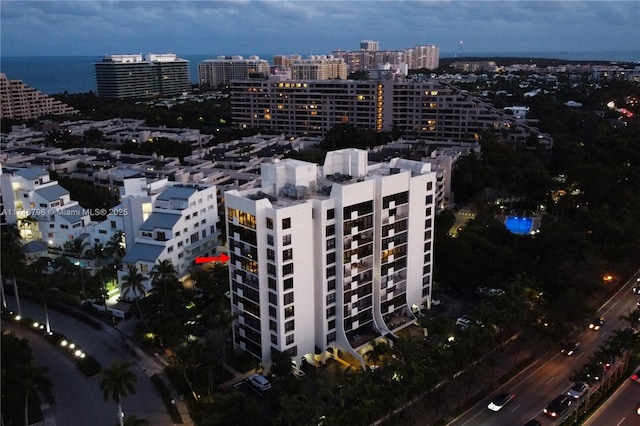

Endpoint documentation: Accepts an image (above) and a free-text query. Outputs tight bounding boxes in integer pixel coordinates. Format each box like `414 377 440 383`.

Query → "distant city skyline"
1 1 638 58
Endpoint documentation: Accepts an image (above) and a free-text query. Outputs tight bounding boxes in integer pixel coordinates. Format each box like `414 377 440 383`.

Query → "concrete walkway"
112 317 194 426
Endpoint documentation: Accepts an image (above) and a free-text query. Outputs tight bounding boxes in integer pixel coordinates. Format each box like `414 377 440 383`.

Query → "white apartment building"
0 167 92 247
331 41 439 72
224 148 437 371
198 56 270 87
118 182 220 296
290 56 348 80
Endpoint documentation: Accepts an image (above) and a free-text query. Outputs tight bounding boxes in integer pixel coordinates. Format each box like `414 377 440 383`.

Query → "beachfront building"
331 41 439 72
224 148 437 372
290 56 348 80
0 73 79 120
94 53 190 99
198 56 270 88
230 77 553 149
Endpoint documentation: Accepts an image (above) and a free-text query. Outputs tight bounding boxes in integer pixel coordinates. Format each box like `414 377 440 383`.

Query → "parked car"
456 316 471 330
589 317 605 330
567 381 589 399
487 392 516 411
544 394 572 418
631 369 640 383
487 288 506 296
561 341 580 356
247 373 272 391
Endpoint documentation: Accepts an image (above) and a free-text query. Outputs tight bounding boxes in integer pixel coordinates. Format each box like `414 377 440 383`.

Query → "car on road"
631 369 640 383
247 373 272 391
544 394 572 418
487 392 515 411
567 381 589 399
560 341 580 356
636 401 640 415
589 317 605 330
524 420 542 426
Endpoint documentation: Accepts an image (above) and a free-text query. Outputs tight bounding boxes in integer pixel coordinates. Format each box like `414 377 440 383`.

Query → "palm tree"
65 237 90 294
87 242 106 266
21 360 49 426
121 265 148 326
149 259 179 307
1 224 26 315
106 231 126 261
87 242 109 314
28 266 60 335
99 360 138 426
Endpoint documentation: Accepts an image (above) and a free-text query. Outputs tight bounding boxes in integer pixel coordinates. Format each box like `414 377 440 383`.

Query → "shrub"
151 374 183 423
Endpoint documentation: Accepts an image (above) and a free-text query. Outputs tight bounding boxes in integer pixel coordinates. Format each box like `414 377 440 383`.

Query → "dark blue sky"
1 1 638 57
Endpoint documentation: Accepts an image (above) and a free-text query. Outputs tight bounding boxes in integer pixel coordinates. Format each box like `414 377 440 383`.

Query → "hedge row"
151 374 183 424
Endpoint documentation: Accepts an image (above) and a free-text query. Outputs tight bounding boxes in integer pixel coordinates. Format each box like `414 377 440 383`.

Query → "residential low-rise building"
0 166 92 247
118 181 220 295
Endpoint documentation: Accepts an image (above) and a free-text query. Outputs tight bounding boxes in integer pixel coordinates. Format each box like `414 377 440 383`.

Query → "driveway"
4 297 173 426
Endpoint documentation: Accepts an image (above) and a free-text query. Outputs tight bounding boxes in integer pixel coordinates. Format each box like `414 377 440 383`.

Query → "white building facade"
198 56 270 87
0 167 92 247
224 149 437 371
118 182 220 296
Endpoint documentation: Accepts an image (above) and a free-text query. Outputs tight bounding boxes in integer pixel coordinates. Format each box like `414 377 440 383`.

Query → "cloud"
1 0 637 56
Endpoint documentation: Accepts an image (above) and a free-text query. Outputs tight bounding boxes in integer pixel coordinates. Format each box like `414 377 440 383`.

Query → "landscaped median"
1 309 101 376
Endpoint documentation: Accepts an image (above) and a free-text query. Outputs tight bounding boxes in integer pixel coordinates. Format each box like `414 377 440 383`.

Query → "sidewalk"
112 318 194 426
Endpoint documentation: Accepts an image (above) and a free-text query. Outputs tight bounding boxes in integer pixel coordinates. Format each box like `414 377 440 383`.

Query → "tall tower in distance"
360 40 379 51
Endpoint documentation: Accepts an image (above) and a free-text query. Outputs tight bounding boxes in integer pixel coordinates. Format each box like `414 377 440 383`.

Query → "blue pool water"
504 216 533 235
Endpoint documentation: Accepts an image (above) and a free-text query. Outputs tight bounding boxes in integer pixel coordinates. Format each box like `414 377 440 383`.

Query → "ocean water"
1 51 638 95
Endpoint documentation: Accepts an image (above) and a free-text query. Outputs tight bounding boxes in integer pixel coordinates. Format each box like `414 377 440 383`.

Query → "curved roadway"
2 297 173 426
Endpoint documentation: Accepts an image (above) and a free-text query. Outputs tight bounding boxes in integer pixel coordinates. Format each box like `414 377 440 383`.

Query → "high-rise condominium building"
332 42 439 71
198 56 270 87
290 56 348 80
0 73 79 120
94 53 190 99
224 148 437 371
230 77 553 149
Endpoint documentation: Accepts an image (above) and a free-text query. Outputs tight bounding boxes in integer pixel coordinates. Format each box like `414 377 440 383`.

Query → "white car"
487 393 516 411
567 381 588 399
247 373 272 391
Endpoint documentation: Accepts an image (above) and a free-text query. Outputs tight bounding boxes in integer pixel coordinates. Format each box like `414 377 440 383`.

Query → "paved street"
3 296 183 426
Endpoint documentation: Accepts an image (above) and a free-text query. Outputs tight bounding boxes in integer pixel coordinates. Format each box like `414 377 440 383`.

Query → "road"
583 369 640 426
448 269 640 426
3 296 173 426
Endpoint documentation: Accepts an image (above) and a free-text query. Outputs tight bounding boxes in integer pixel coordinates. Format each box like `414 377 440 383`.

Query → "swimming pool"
504 216 533 235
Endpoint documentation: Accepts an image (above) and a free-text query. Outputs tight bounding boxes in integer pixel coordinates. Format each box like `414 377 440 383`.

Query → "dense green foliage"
0 332 51 426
